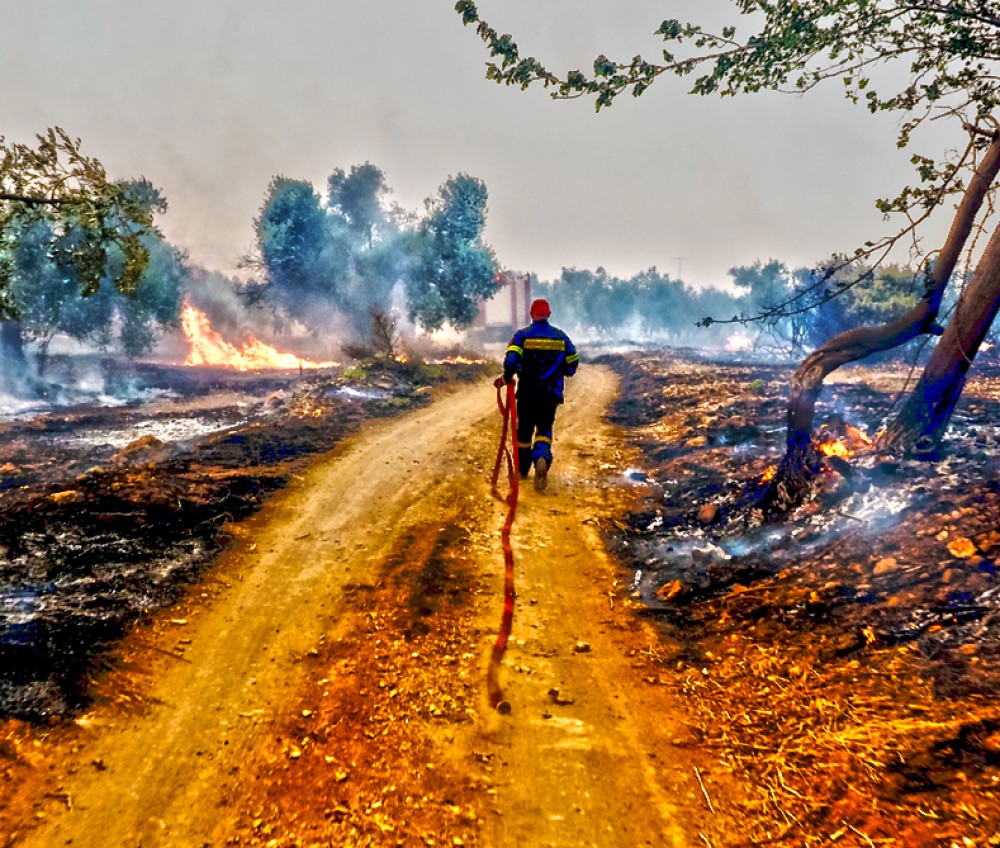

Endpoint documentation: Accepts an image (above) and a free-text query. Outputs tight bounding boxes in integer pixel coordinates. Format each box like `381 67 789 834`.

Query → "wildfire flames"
428 355 488 365
817 440 853 458
726 331 754 352
760 424 874 482
818 423 874 457
181 304 338 371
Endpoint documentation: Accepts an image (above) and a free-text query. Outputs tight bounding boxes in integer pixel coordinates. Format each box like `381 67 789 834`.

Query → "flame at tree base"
181 304 338 371
817 423 874 458
760 423 875 483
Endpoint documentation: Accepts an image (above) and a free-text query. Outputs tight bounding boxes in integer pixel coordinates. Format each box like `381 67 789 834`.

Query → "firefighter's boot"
532 439 552 493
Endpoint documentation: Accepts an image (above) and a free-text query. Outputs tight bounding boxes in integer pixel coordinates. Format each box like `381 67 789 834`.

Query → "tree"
327 163 391 249
242 166 501 339
562 268 640 335
1 128 163 370
729 260 808 352
534 265 742 344
405 174 501 331
457 1 1000 507
242 176 347 326
5 220 81 369
9 218 186 368
90 234 186 358
633 268 696 338
328 164 407 333
803 263 921 351
773 130 1000 508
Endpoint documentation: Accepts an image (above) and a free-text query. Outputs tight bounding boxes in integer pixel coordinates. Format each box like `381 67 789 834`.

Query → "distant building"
474 271 532 338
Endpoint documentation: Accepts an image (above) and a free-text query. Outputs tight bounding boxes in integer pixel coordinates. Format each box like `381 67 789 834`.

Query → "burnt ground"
603 350 1000 846
0 356 488 719
6 346 1000 846
0 363 734 848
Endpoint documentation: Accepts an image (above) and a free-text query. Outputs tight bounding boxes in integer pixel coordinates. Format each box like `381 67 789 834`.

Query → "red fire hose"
487 379 518 713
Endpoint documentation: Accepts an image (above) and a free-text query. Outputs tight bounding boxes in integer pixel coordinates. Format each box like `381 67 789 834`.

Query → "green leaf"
593 55 617 77
657 19 682 39
454 0 478 25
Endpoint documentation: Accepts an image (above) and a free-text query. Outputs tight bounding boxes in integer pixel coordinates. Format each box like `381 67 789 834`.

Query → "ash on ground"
0 357 487 719
603 351 1000 847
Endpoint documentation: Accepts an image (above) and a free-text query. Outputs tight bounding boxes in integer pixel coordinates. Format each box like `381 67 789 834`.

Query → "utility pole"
673 256 686 281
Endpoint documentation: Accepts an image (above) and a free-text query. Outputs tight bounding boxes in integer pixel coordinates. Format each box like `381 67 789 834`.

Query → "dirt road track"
11 365 738 847
476 367 733 847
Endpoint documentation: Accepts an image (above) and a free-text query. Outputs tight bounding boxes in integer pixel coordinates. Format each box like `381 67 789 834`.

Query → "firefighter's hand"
493 375 505 389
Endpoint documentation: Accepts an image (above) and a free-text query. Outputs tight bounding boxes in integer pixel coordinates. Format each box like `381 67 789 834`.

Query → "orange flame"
818 439 852 458
428 355 488 365
761 464 777 482
817 425 873 458
294 405 326 418
847 424 874 447
181 304 338 371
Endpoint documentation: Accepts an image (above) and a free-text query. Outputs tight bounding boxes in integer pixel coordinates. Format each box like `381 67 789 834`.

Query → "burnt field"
603 350 1000 846
0 356 487 720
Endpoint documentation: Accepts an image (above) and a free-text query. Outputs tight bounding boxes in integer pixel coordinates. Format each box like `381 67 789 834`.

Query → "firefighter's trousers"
515 391 559 475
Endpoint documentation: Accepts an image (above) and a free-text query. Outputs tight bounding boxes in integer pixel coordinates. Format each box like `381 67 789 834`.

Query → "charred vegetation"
0 357 488 719
606 350 1000 844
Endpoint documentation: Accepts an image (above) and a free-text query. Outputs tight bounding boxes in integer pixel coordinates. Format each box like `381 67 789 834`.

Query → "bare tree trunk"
764 129 1000 512
0 319 26 363
0 319 28 393
881 218 1000 452
35 335 53 377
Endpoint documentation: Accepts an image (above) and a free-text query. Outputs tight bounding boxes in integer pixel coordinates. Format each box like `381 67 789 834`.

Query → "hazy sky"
2 1 959 289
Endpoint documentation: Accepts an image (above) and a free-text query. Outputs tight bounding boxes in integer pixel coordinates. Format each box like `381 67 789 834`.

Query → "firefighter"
495 298 579 492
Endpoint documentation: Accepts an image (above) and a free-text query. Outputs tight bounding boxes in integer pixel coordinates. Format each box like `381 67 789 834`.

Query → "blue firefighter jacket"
503 319 579 403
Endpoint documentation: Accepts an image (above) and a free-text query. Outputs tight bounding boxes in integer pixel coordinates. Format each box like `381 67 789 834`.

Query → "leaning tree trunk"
764 128 1000 513
881 218 1000 452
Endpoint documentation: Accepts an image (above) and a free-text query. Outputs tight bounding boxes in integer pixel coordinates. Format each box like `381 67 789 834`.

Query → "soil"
10 346 1000 847
0 362 741 848
601 351 1000 846
0 357 478 719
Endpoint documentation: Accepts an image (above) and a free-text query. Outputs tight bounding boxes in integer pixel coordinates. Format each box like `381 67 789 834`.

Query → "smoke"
160 265 345 363
533 267 750 351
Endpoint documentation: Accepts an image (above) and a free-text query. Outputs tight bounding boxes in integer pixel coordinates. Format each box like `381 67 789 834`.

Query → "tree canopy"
405 174 499 331
328 163 391 249
1 128 163 321
456 2 1000 122
244 176 344 323
6 206 186 362
244 167 500 337
535 265 739 344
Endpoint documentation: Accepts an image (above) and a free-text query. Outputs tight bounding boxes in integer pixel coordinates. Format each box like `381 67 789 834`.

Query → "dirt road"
8 365 738 847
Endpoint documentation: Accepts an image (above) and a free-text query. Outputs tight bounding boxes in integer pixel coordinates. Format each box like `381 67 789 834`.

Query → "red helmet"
529 298 551 320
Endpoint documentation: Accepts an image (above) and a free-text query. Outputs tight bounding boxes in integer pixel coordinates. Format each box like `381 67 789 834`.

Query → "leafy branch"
1 128 163 312
457 2 1000 332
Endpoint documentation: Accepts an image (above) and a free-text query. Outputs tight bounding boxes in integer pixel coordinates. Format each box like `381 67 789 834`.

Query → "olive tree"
1 128 162 366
